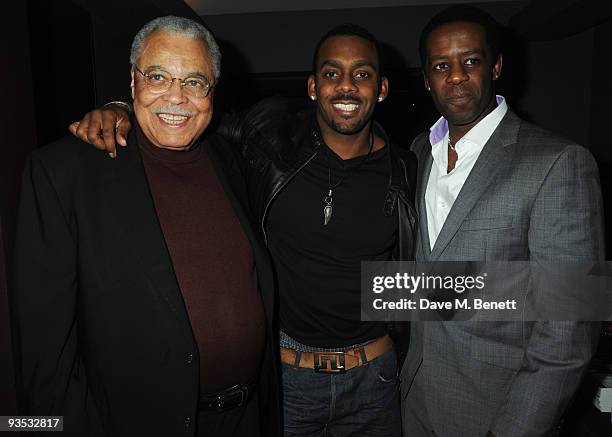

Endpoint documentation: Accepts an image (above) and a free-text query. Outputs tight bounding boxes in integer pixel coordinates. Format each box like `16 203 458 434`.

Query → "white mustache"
153 106 195 117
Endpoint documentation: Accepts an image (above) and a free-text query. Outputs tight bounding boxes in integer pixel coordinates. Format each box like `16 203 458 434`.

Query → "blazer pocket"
470 337 524 370
460 216 514 231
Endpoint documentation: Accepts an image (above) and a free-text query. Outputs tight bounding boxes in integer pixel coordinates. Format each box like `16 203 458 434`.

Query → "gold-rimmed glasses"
134 65 214 98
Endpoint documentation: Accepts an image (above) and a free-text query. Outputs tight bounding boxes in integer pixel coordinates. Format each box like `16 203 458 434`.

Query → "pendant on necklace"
323 189 333 226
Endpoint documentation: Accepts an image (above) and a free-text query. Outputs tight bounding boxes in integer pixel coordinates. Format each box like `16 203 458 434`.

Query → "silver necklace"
323 131 374 226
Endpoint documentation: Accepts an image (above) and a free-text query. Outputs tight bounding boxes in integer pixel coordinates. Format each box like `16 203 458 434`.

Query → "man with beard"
400 5 604 437
67 24 417 436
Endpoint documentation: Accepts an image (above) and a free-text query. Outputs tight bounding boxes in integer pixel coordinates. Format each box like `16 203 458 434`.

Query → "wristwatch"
104 101 133 113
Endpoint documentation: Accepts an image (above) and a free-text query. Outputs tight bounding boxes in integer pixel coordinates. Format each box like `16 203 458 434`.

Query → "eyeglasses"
134 65 214 98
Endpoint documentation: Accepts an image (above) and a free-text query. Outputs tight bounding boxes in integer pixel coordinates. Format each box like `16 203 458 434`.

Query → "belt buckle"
236 385 248 407
212 384 248 411
214 396 225 411
313 351 346 374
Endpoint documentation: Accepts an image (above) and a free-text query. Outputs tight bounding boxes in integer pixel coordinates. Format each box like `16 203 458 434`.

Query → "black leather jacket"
222 97 418 260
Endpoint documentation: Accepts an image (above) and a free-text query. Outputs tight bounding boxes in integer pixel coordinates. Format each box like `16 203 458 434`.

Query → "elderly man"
400 5 604 437
13 16 278 437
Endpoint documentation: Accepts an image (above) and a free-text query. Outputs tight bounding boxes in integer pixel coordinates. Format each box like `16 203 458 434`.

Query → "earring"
378 96 384 102
310 95 316 101
427 86 431 91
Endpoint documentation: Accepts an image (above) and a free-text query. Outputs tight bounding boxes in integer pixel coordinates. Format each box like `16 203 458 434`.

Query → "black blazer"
12 129 279 436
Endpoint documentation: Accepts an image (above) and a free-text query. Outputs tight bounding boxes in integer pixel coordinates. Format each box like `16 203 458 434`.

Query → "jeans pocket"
370 350 399 383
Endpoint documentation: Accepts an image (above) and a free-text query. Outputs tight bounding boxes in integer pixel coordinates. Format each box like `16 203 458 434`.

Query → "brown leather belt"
280 334 393 374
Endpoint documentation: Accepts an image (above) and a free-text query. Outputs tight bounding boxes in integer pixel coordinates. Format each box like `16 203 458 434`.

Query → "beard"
317 95 375 135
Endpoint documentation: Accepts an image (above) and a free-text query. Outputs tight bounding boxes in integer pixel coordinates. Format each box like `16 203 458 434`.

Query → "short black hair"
419 5 502 68
312 23 385 75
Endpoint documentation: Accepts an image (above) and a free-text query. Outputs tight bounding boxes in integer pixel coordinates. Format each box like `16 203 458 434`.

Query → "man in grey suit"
400 5 605 437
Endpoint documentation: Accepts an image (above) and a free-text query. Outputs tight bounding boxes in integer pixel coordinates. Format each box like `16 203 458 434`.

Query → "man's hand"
68 104 131 158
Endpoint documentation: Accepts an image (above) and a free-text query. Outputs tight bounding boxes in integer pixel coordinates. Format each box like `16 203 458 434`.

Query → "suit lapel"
428 110 520 261
103 130 194 338
415 137 434 260
206 135 275 326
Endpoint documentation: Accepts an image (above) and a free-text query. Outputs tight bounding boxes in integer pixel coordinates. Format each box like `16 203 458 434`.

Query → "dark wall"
27 0 96 147
508 28 594 145
590 19 612 155
202 2 526 73
1 0 37 418
0 225 14 416
590 18 612 253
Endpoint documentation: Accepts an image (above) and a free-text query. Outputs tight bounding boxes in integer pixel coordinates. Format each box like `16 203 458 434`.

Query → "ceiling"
184 0 518 16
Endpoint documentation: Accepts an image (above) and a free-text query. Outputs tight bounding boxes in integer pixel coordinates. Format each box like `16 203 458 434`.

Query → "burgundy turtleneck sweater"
136 125 266 394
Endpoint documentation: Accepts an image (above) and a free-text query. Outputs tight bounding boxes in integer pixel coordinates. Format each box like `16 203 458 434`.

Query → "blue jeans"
282 349 401 437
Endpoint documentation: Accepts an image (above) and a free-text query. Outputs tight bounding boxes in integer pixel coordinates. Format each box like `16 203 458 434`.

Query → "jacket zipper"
261 149 319 246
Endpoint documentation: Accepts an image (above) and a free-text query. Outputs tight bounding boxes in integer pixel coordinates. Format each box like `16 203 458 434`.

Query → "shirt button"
186 352 194 364
184 416 192 429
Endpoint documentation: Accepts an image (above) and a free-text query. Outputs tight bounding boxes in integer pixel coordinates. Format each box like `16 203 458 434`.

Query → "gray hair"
130 16 221 82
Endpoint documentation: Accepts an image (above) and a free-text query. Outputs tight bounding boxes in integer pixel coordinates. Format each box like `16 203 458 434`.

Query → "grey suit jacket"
400 109 605 437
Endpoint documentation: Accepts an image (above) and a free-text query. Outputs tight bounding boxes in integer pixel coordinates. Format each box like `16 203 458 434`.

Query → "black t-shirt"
267 144 396 348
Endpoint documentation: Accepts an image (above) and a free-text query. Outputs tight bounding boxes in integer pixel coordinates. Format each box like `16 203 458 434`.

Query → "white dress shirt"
425 95 508 249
